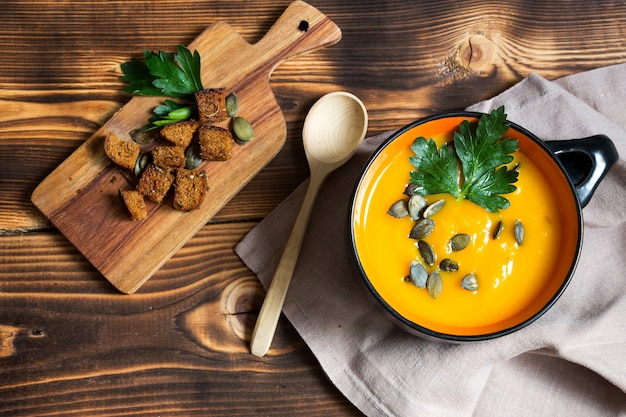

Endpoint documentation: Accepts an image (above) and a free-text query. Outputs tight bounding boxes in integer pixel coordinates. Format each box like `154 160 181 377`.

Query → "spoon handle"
250 171 327 357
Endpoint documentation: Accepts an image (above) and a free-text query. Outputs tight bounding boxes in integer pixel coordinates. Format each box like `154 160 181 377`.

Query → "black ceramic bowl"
350 112 618 342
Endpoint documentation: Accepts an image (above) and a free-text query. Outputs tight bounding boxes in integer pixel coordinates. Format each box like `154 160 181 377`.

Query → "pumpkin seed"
185 142 203 169
461 273 478 291
423 199 445 218
403 183 422 197
417 240 436 266
427 271 442 299
439 258 459 272
133 152 152 177
232 116 254 144
409 218 435 239
408 195 427 220
226 92 239 117
492 220 504 239
409 261 428 288
387 199 409 218
450 233 471 251
130 128 157 145
514 220 524 245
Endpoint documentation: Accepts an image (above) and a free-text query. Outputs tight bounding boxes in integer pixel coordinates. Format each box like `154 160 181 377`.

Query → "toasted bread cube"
173 168 208 211
160 120 200 147
104 133 140 170
120 189 147 221
152 145 186 169
195 88 228 124
136 164 174 203
198 125 233 161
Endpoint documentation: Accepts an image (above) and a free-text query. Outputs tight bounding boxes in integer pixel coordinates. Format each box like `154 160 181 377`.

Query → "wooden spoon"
250 91 368 357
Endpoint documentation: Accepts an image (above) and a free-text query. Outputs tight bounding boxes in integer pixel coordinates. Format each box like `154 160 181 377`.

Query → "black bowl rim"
349 111 583 342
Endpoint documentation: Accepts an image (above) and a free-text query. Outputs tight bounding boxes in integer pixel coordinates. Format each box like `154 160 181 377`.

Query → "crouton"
173 168 208 211
160 120 200 147
152 145 186 169
194 88 228 124
136 164 174 203
198 125 233 161
104 132 140 170
120 189 147 221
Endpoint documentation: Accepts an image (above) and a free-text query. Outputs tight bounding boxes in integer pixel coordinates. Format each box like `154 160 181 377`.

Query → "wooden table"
1 1 625 415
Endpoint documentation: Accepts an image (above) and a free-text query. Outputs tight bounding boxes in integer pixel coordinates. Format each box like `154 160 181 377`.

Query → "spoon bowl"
250 91 368 357
303 92 369 166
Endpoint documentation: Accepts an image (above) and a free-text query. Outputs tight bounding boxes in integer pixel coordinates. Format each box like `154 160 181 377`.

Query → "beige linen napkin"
235 64 626 416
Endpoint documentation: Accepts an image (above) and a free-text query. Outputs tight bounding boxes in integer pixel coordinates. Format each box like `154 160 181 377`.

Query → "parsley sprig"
121 45 204 130
409 106 519 212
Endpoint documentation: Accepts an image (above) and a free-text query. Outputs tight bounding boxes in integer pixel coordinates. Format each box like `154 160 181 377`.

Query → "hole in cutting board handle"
298 20 309 32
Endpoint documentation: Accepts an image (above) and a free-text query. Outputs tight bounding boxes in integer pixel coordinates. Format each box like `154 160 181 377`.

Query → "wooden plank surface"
2 0 626 415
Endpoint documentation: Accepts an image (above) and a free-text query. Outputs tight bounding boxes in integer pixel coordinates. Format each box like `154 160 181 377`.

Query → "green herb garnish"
143 99 198 131
122 45 203 99
121 45 204 130
409 106 519 212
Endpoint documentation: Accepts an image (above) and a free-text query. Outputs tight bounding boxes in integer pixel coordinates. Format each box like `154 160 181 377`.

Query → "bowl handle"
545 135 619 207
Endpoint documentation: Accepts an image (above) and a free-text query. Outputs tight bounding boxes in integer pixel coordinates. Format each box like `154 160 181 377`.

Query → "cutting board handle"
253 1 341 72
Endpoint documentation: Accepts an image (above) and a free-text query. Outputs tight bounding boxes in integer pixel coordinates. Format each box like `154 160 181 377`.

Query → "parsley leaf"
409 138 459 197
122 45 203 99
171 45 204 93
121 45 204 128
409 106 519 212
461 165 519 212
120 57 162 97
144 46 203 99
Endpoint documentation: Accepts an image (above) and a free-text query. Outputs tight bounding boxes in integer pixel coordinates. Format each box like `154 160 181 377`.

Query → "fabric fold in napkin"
235 64 626 417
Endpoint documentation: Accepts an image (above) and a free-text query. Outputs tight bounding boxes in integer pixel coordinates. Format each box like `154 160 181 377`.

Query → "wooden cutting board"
31 1 341 294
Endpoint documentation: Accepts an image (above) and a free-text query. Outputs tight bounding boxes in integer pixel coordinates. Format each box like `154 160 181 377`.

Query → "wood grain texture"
2 0 626 415
0 224 358 416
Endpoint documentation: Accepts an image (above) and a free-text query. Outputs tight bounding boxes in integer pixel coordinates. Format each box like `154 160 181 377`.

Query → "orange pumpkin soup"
352 117 580 336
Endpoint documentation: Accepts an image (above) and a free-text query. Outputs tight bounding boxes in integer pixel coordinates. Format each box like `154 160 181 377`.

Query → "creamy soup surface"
352 129 572 334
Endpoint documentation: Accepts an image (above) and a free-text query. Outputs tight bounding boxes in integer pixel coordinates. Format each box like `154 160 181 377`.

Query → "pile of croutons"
104 88 237 221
